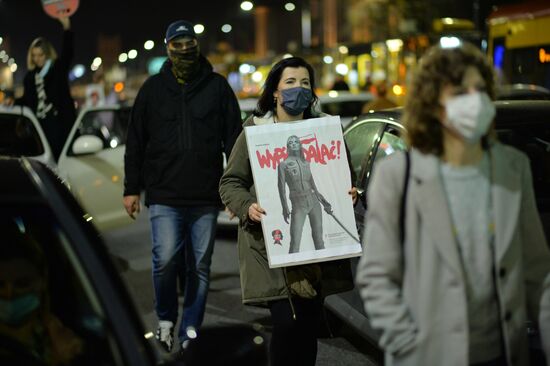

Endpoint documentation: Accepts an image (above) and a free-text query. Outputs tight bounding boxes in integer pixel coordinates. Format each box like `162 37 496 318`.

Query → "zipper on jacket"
282 267 297 320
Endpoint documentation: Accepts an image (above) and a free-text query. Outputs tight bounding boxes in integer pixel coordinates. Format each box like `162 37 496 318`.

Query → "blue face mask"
280 87 313 116
0 294 40 326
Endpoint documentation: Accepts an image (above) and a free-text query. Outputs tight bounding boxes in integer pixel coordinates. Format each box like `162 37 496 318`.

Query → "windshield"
0 114 44 157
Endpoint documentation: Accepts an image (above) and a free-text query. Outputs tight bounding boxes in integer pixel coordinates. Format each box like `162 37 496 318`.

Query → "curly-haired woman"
356 43 550 366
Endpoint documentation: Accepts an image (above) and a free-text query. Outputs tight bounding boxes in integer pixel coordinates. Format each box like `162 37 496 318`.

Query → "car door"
354 122 407 235
0 106 56 170
0 159 157 366
496 120 550 241
57 106 132 231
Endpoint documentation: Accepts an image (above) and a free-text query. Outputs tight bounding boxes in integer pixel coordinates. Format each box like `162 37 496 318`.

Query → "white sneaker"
155 320 174 352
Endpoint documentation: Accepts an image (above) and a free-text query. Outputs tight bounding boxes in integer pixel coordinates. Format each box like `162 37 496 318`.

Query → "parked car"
317 91 374 128
0 157 267 366
326 100 550 349
496 84 550 101
57 105 133 231
238 98 258 121
0 105 56 169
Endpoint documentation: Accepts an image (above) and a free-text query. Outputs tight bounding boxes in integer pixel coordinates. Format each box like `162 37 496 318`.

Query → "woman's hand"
225 207 236 220
248 203 266 223
349 187 358 205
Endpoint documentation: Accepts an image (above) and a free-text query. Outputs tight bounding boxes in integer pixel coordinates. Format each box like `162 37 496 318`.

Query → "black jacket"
17 31 76 144
124 57 243 206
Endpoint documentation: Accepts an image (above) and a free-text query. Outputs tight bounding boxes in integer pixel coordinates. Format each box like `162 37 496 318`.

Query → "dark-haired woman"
17 16 76 161
356 43 550 366
219 56 357 366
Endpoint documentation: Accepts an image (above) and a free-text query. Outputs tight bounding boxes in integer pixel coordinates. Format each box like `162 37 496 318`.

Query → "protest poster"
245 115 362 268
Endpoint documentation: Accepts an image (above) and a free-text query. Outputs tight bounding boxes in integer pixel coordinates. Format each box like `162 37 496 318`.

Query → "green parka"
219 113 355 306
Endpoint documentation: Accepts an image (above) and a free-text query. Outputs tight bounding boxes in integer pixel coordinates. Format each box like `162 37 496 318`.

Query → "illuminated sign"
540 48 550 63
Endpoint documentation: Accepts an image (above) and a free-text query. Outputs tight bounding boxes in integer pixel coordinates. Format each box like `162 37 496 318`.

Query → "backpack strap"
399 150 411 248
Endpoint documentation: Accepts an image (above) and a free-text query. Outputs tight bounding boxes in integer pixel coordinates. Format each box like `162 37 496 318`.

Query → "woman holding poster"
220 57 357 366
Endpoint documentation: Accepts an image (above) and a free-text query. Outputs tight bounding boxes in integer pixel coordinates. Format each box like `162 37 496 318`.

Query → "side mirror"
72 135 103 155
175 325 267 366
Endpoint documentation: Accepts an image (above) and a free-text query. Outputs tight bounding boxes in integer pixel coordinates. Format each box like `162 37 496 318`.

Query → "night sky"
0 0 257 75
0 0 523 81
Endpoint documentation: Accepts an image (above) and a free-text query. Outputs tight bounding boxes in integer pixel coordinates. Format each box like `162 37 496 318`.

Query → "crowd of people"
2 14 550 366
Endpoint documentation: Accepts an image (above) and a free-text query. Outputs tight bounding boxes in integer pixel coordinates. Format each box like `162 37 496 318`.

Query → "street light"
323 55 333 64
284 2 295 11
144 40 155 50
119 53 128 63
128 49 138 59
10 63 17 73
91 57 102 71
335 63 349 75
194 24 205 34
92 57 102 67
221 24 232 33
338 46 349 54
72 64 85 78
241 1 253 11
239 63 252 74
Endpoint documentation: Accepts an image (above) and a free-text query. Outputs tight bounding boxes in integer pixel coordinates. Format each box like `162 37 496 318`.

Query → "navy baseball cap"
165 20 196 43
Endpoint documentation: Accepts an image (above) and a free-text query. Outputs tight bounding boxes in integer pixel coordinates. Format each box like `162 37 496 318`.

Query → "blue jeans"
149 204 218 342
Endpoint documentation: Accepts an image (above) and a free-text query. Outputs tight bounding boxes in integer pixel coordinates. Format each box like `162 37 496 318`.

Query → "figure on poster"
278 135 332 253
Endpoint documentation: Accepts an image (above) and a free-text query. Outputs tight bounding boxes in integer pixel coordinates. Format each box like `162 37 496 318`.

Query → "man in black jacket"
123 20 242 353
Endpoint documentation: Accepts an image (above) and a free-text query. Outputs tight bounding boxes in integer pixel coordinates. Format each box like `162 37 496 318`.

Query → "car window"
497 124 550 207
0 114 44 157
74 108 131 151
373 127 407 162
322 101 365 119
0 207 125 365
344 121 384 182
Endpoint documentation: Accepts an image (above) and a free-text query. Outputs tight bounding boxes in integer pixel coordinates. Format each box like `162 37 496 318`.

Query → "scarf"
168 45 200 84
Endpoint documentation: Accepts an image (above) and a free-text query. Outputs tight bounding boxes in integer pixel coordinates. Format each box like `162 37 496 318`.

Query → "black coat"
17 30 76 157
124 57 243 207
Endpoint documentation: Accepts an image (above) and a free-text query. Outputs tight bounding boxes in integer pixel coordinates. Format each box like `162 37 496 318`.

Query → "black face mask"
168 45 200 82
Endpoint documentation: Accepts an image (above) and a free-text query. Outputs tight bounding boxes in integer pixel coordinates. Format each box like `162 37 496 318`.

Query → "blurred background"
0 0 548 108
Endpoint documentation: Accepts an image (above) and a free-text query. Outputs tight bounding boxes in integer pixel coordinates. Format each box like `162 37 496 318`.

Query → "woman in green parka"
219 57 357 366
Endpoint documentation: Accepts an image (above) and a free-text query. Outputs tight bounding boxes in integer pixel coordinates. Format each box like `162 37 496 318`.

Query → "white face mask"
444 91 496 144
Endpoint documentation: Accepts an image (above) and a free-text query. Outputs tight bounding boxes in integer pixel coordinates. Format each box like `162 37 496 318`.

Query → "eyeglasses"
168 38 198 50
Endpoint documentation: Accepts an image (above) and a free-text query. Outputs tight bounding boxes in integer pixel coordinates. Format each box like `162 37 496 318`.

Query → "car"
496 84 550 101
57 105 133 231
317 91 374 128
238 98 258 122
326 100 550 352
0 105 56 170
0 157 267 366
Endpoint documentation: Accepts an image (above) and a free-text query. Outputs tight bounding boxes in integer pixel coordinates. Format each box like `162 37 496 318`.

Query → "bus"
487 1 550 89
